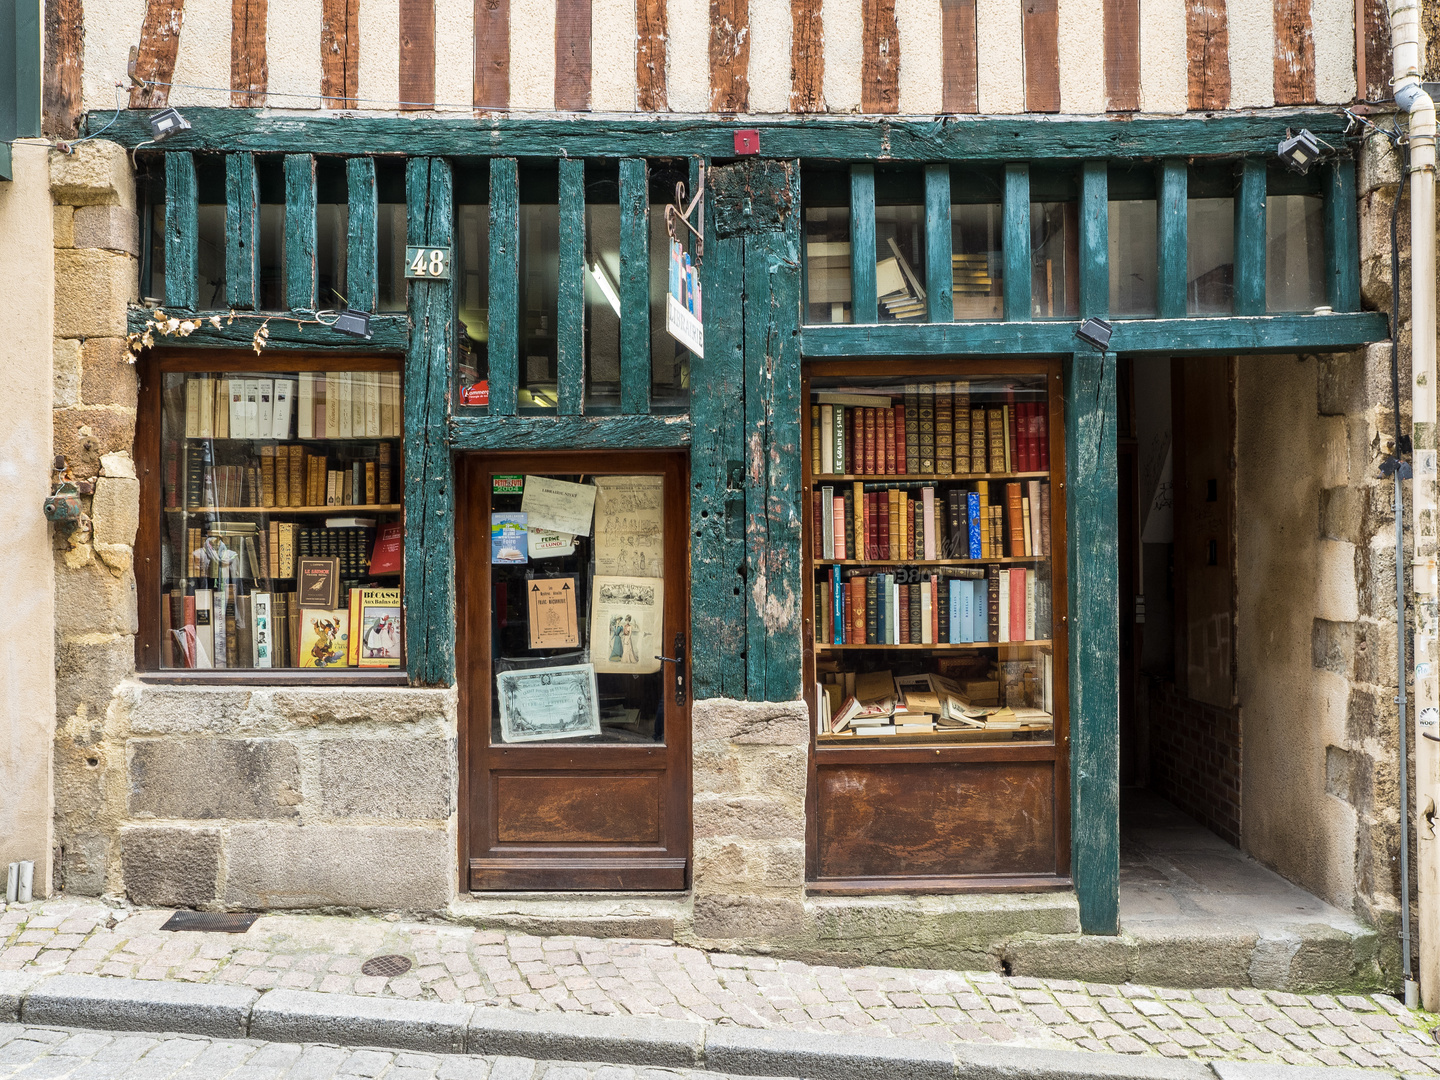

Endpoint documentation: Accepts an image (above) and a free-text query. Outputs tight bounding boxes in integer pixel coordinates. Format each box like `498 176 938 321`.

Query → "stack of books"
877 239 926 320
952 253 1002 319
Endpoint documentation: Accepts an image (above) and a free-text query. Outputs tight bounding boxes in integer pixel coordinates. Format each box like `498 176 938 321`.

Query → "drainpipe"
1390 0 1439 1011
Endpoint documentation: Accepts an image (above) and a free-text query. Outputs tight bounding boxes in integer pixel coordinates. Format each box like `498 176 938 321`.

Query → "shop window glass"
876 203 926 321
197 204 226 308
584 201 622 408
649 162 692 410
377 203 409 311
951 203 1002 320
520 203 560 411
152 364 405 674
456 203 490 402
1030 202 1078 318
805 206 853 323
1187 198 1235 315
315 202 348 308
1266 194 1326 312
489 473 667 745
1109 200 1158 317
806 371 1062 747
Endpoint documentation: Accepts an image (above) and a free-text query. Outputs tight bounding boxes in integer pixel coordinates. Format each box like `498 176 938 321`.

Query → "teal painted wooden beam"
557 157 586 416
1234 159 1266 316
164 152 198 311
800 311 1389 356
924 164 953 322
403 157 456 688
450 414 691 449
1066 349 1120 935
488 157 520 417
224 152 259 310
691 160 748 700
347 157 378 311
1324 160 1360 313
102 108 1360 162
283 154 317 311
851 165 877 323
1156 159 1187 320
1004 163 1031 321
619 157 651 415
127 308 409 350
743 160 804 702
1079 162 1108 318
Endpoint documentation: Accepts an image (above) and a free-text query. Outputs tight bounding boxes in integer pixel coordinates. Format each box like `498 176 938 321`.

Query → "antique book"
1010 567 1027 642
853 481 865 560
864 407 877 474
918 383 936 473
899 581 910 644
811 405 822 476
821 485 834 558
904 385 920 472
883 407 896 474
1007 483 1025 555
820 404 833 474
935 381 953 475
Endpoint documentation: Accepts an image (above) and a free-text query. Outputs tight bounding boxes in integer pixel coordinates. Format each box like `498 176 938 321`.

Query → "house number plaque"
404 246 452 280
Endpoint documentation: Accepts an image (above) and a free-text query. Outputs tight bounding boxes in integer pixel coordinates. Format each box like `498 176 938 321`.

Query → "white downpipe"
1391 0 1440 1010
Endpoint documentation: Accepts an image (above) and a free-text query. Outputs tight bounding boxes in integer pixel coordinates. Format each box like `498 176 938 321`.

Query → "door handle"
654 632 686 707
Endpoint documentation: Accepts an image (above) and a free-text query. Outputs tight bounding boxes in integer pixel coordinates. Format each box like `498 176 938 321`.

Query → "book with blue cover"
967 491 982 559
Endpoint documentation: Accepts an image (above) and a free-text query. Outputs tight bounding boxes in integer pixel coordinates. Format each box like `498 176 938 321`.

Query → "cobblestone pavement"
2 900 1437 1073
0 1023 735 1080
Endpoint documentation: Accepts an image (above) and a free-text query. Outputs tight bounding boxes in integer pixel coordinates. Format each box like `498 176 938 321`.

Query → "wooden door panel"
495 773 664 844
816 761 1055 879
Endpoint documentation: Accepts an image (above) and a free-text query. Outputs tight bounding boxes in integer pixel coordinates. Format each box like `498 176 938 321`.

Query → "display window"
137 355 404 676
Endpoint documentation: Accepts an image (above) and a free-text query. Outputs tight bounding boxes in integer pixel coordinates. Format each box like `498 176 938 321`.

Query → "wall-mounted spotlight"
1277 129 1323 175
148 107 191 142
334 310 373 339
1076 317 1113 350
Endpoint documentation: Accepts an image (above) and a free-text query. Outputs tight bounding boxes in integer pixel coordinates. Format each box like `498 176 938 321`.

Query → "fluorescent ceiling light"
589 259 622 316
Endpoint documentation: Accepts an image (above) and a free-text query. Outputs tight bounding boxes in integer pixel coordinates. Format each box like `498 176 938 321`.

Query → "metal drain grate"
361 954 413 978
160 911 258 933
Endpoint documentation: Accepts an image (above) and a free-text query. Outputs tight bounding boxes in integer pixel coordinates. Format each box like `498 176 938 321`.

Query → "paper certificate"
594 475 665 578
590 575 663 675
527 576 580 649
497 663 601 743
521 475 597 537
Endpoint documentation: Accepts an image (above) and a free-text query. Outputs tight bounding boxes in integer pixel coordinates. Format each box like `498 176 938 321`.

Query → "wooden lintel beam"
449 414 692 450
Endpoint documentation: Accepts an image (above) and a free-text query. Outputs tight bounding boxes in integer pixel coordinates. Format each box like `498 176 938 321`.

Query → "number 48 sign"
405 246 452 280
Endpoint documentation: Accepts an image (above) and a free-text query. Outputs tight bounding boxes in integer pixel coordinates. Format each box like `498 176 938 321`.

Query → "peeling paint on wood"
283 154 317 312
636 0 668 111
129 0 185 109
619 157 651 415
940 0 977 114
861 0 899 113
347 156 378 312
164 152 197 311
557 156 586 414
1156 158 1187 320
850 164 877 322
229 0 266 107
1324 160 1359 314
924 164 953 322
1003 163 1030 321
1186 0 1229 110
1273 0 1316 105
1078 161 1107 318
711 158 795 236
320 0 358 109
790 0 825 113
488 157 520 416
450 414 691 449
127 307 411 350
1233 158 1265 316
224 151 259 309
710 0 750 113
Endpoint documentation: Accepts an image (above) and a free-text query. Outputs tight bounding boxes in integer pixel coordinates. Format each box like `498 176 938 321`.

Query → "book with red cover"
884 408 897 474
368 522 403 575
861 408 874 474
1040 482 1052 556
811 491 822 558
1030 403 1043 472
1010 567 1027 642
894 404 907 475
832 494 846 560
1006 483 1025 556
930 574 941 644
851 576 866 644
899 583 910 643
1037 404 1050 471
879 490 891 560
866 492 879 560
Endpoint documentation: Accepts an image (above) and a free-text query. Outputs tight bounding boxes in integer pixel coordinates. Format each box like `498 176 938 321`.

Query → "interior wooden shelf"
812 471 1049 482
818 725 1054 745
815 640 1052 651
167 505 401 514
182 436 394 442
815 557 1047 566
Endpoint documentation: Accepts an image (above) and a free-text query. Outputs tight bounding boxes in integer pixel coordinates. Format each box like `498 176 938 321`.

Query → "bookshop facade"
70 110 1387 958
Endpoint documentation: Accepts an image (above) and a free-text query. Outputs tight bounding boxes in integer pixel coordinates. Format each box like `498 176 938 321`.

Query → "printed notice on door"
527 576 580 649
590 575 663 675
593 475 664 578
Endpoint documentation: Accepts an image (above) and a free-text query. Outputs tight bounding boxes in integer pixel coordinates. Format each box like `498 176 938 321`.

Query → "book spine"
861 408 873 475
832 491 846 560
922 486 936 560
929 573 940 644
841 491 852 561
884 407 896 474
1038 402 1050 471
879 489 890 560
998 569 1010 644
967 490 981 559
852 481 865 561
811 405 821 476
935 381 953 476
812 491 822 559
918 383 935 474
1040 482 1051 557
936 573 949 643
987 567 999 642
1026 569 1037 642
1007 483 1024 556
1010 567 1027 642
865 575 878 645
833 565 843 643
954 383 971 473
836 406 847 474
821 486 834 558
852 574 865 644
894 403 907 475
904 386 920 473
821 404 833 474
899 581 910 644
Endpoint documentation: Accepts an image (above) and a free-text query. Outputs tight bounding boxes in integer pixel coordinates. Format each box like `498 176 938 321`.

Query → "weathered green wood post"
164 152 197 311
224 152 258 310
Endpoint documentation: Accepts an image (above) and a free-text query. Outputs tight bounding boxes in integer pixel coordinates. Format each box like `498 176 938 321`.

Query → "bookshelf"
149 365 406 675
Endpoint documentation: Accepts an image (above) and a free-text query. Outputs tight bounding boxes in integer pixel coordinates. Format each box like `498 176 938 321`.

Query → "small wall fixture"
1277 129 1323 175
1076 317 1113 350
334 310 373 339
148 107 191 142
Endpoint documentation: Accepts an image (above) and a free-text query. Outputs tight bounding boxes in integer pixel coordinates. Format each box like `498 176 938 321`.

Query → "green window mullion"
347 157 378 312
488 157 520 417
1156 158 1187 320
924 164 953 322
1324 159 1360 313
619 157 650 415
1003 163 1031 321
1233 159 1266 316
224 152 259 310
1079 161 1108 319
283 153 317 311
164 152 198 311
850 165 877 323
557 156 586 416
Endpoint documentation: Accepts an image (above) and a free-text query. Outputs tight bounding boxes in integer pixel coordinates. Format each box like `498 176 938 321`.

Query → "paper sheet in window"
589 575 663 675
496 663 601 743
528 528 577 558
593 475 664 578
521 475 597 536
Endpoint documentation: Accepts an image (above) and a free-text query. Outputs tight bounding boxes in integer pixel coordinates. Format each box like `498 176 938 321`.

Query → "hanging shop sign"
664 173 704 359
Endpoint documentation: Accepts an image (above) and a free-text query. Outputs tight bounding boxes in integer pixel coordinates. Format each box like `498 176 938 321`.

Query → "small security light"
1278 129 1322 175
1076 317 1113 350
148 107 191 142
334 309 373 339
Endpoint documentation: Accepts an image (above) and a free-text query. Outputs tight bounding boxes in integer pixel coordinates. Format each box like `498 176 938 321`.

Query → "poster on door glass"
497 663 601 742
589 576 663 674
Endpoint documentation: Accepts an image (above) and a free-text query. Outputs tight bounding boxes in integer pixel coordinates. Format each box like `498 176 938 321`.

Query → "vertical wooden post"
924 164 953 322
403 157 456 688
1078 161 1108 318
225 152 259 310
164 152 198 311
850 164 877 323
619 157 651 415
347 157 378 311
1066 348 1120 935
1234 158 1266 316
557 156 586 416
283 153 317 311
1003 162 1031 321
692 159 749 699
1156 158 1188 320
743 160 804 702
488 157 519 417
1324 159 1360 313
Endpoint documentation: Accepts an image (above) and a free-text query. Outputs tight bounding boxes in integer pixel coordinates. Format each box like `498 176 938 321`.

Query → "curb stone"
21 974 257 1038
0 973 1427 1079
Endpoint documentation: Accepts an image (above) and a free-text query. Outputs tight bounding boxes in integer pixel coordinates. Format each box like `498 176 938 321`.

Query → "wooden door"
460 452 690 891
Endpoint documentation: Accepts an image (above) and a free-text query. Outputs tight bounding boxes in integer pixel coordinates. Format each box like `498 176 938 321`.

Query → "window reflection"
876 204 926 321
1030 202 1078 318
1187 198 1234 315
1266 194 1325 312
1108 200 1157 317
951 203 1002 320
806 207 853 323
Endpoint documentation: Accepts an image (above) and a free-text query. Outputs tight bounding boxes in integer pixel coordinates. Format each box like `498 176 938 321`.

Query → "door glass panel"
489 472 667 745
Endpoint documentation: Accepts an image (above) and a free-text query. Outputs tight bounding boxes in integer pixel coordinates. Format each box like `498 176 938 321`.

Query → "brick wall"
1147 677 1242 847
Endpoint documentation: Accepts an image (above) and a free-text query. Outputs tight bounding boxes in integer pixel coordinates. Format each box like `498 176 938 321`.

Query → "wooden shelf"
182 436 398 442
167 505 401 514
815 640 1052 650
819 725 1053 745
813 471 1048 482
815 557 1046 566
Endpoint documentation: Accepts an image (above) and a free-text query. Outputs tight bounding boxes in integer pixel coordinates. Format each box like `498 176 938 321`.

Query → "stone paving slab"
1 900 1436 1075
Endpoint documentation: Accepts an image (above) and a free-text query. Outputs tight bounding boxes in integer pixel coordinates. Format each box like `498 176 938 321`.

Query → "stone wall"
1148 678 1242 848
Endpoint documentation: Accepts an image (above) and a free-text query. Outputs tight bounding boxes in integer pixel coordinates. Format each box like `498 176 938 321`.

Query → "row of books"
176 372 402 441
162 584 401 669
169 441 396 510
172 519 400 582
816 564 1051 645
814 669 1052 737
811 385 1049 477
814 480 1052 562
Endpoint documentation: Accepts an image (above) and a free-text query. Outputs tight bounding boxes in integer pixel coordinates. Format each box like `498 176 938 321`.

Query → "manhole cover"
361 954 412 978
160 911 258 934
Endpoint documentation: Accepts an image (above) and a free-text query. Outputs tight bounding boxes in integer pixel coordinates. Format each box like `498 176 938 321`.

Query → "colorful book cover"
491 512 529 563
359 588 403 668
967 490 982 559
299 608 350 668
